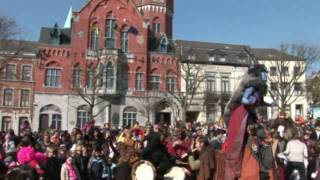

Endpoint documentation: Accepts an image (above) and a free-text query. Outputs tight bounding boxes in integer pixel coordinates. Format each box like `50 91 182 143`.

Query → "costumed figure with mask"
220 64 271 180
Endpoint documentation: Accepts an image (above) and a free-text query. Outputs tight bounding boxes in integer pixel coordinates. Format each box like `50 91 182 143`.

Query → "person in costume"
221 64 271 180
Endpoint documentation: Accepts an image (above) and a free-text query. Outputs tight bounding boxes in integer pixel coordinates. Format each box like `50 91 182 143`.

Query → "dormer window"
238 52 248 63
220 55 226 62
209 56 215 62
208 49 227 62
187 55 196 60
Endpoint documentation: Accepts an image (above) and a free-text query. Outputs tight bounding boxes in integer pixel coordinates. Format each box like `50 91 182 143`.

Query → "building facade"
253 48 308 120
33 0 179 132
0 41 38 132
0 0 309 132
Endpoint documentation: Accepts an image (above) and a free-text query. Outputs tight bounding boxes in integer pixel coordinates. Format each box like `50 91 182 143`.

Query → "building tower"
133 0 174 39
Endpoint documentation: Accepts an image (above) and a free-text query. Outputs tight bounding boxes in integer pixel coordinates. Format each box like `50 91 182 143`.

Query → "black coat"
44 157 60 180
142 132 174 175
310 131 320 141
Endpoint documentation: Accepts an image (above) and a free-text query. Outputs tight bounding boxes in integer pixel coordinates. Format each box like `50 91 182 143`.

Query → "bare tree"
306 73 320 105
268 43 320 113
133 91 165 123
0 14 18 40
0 14 19 72
169 47 206 122
75 51 111 119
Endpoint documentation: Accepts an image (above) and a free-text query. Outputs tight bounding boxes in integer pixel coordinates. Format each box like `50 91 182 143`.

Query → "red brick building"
0 40 38 132
33 0 180 131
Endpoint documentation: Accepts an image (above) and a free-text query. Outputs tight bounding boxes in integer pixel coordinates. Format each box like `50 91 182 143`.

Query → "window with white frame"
220 55 226 62
76 105 91 129
3 88 13 106
73 66 81 88
270 67 277 76
206 72 216 93
187 75 196 91
153 22 160 33
21 65 32 81
1 117 11 131
270 82 278 96
98 64 104 87
221 76 230 94
51 114 62 130
20 89 30 107
294 82 303 95
87 66 94 89
105 19 116 48
45 68 61 87
5 64 16 80
166 76 175 92
121 31 129 52
106 62 114 89
283 66 289 76
293 66 301 77
90 28 99 50
135 70 143 91
123 107 137 128
149 74 160 91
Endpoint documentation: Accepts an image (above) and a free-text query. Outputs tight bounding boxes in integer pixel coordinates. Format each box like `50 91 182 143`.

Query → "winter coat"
87 156 112 180
60 163 81 180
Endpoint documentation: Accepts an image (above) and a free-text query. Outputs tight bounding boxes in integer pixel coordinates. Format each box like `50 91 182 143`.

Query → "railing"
86 48 119 59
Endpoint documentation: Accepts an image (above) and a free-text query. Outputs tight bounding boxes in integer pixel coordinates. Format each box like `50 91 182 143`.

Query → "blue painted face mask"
260 72 268 82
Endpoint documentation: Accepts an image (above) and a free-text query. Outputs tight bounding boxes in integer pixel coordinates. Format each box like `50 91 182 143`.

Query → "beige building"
173 41 309 123
253 48 308 120
175 40 254 123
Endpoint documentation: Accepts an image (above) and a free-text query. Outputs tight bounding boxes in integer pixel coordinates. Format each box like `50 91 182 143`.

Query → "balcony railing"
204 91 232 103
86 48 119 59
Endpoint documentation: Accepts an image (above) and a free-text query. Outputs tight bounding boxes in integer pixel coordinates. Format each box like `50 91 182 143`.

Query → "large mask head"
248 64 268 82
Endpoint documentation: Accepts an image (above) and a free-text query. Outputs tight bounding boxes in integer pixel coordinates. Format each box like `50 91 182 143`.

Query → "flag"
128 26 139 35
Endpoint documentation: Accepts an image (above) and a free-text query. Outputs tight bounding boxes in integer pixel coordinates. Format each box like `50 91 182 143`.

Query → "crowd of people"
0 115 320 180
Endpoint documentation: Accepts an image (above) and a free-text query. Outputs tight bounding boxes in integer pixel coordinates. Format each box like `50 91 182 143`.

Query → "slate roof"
252 48 303 61
0 40 39 55
39 27 71 45
174 39 254 66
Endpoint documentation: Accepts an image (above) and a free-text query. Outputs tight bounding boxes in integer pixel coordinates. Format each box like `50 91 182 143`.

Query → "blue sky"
0 0 319 49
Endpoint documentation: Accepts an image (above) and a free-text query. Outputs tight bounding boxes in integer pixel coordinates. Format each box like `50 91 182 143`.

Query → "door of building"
39 114 49 132
155 112 171 125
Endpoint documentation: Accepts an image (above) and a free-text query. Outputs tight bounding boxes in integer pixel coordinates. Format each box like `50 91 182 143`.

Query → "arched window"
135 68 143 91
105 18 116 48
106 62 114 89
3 88 13 106
90 27 99 50
39 104 62 131
73 64 81 88
76 105 91 129
123 107 137 128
